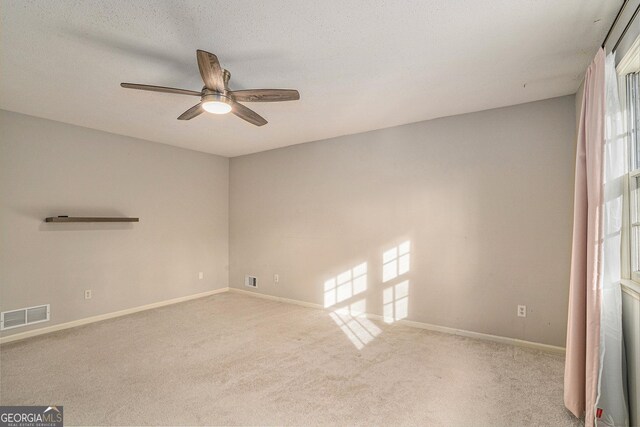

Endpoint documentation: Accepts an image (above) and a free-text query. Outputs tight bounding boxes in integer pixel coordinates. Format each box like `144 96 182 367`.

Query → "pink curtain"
564 47 605 426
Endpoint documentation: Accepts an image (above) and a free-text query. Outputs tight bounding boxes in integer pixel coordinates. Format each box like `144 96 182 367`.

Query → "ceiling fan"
121 50 299 126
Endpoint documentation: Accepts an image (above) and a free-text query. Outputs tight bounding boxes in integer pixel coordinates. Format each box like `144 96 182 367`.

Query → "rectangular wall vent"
245 275 257 288
1 304 50 331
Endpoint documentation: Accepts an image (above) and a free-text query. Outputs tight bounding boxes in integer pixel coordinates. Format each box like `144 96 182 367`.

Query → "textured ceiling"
0 0 620 157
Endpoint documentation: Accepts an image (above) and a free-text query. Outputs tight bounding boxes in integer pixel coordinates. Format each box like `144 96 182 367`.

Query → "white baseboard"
228 288 566 354
229 287 324 310
0 287 229 344
396 318 565 353
2 286 566 354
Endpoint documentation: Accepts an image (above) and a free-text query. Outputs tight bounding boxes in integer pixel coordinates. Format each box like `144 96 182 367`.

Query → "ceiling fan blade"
177 103 203 120
231 89 300 102
120 83 201 96
231 101 267 126
196 50 225 92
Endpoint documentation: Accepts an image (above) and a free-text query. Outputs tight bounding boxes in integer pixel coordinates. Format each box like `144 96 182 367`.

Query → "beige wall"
0 110 229 338
1 96 576 346
230 95 576 347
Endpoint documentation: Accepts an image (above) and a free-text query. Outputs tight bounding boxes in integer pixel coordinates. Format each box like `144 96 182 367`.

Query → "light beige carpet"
0 292 579 426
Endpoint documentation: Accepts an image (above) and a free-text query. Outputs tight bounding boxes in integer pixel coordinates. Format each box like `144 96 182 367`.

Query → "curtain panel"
564 47 606 426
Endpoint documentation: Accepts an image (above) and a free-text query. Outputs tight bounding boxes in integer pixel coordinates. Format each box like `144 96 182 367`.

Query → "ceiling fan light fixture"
202 100 232 114
201 93 232 114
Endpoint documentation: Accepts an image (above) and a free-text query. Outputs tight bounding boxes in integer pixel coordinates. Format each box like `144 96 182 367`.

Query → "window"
626 69 640 281
628 71 640 281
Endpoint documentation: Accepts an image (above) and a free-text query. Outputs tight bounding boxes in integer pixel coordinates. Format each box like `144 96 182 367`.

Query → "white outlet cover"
198 272 204 280
84 290 92 300
517 305 526 317
274 274 279 283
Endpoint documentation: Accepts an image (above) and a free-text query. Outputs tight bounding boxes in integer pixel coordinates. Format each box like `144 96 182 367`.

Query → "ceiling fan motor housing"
202 91 230 104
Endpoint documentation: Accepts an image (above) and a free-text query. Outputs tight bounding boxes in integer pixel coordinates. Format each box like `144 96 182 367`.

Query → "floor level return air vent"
245 275 257 288
1 304 50 331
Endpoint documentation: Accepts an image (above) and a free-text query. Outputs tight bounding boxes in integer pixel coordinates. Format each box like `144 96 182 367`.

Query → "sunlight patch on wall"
383 241 410 282
382 241 410 323
324 262 367 308
383 280 409 323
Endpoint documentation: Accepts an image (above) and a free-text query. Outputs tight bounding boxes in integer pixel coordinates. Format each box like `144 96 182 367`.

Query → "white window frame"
629 170 640 283
619 35 640 285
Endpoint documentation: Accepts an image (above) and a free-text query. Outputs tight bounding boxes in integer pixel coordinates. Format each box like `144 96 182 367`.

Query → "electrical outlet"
517 305 526 317
274 274 279 284
84 290 92 300
198 272 204 280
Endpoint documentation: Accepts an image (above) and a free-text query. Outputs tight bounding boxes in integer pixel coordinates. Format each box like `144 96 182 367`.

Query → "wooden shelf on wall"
44 216 139 223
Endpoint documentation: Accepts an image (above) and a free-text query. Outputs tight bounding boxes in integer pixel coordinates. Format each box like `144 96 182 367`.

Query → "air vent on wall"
1 304 50 331
245 275 257 288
